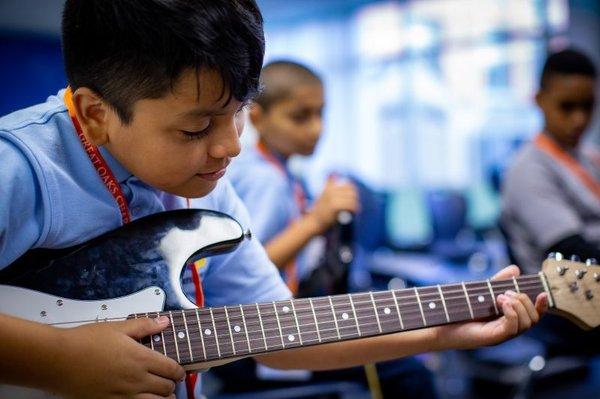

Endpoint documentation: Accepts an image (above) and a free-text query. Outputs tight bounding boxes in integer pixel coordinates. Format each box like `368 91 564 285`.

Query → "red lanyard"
64 88 131 224
534 133 600 201
66 88 202 398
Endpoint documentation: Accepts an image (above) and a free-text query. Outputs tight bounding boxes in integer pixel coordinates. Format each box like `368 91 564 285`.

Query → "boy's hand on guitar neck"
433 265 549 351
52 316 184 399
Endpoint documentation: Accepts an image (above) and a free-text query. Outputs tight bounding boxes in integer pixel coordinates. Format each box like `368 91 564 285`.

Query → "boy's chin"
163 180 218 199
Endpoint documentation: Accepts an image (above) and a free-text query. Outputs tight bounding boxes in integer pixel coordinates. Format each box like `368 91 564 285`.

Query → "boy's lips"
197 166 227 181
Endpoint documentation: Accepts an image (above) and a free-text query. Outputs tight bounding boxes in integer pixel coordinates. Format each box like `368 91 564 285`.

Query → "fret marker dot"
204 328 211 336
282 306 290 313
384 307 391 315
342 312 349 320
153 335 161 342
177 331 185 339
234 325 241 333
429 302 436 310
288 334 295 342
478 295 485 303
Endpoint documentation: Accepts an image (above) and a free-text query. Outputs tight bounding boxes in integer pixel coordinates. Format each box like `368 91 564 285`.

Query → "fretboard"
133 274 547 366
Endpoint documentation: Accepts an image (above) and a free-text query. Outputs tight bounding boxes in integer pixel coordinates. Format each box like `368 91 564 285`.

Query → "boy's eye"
180 125 211 140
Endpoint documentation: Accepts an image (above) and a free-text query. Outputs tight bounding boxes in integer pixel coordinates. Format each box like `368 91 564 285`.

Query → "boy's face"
536 74 596 149
254 83 324 157
102 69 246 198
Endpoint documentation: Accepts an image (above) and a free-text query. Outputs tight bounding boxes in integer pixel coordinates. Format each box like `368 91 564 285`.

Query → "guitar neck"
136 274 549 366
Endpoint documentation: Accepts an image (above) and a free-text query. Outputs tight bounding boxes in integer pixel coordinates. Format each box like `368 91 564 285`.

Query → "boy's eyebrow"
177 100 249 119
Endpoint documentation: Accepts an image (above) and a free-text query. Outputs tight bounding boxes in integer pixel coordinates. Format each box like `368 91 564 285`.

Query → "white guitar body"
0 286 167 399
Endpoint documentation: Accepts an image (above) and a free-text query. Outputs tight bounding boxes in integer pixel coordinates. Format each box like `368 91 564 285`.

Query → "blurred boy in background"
501 48 599 355
221 60 438 398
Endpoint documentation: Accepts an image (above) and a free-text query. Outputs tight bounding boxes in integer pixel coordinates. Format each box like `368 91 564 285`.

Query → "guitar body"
0 209 246 398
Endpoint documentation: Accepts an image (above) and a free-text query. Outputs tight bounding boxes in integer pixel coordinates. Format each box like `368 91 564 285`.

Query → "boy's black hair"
540 48 597 89
255 60 322 110
62 0 264 123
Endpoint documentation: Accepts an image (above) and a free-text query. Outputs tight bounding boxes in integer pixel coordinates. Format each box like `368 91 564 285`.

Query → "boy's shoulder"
228 144 289 187
0 91 67 134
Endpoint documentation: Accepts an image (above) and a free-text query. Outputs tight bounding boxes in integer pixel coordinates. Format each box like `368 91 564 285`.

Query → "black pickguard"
0 209 245 310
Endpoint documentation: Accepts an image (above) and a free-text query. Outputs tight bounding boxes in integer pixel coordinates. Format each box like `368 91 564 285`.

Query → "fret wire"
368 292 383 333
436 285 450 323
414 287 427 326
209 308 221 358
168 311 181 363
239 305 252 353
486 279 499 315
391 290 405 329
223 306 236 356
181 310 194 361
273 302 285 348
194 308 207 360
256 303 268 350
309 298 322 343
329 296 342 340
157 311 167 356
512 276 520 293
290 299 303 346
144 313 155 351
348 294 362 336
461 283 475 319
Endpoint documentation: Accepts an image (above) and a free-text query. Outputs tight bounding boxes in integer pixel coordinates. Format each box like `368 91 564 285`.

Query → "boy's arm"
265 179 359 269
0 313 185 397
254 266 548 370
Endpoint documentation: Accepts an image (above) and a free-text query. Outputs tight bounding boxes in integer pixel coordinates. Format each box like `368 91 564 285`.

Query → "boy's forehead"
545 73 596 92
170 68 234 110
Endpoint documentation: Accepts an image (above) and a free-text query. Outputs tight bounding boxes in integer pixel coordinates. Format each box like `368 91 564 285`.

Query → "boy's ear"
535 90 544 108
248 102 266 129
71 87 111 146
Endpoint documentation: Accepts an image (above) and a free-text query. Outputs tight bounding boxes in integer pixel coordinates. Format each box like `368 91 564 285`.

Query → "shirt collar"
98 146 134 183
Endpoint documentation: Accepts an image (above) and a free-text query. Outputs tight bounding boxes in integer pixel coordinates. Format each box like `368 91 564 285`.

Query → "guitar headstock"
542 256 600 330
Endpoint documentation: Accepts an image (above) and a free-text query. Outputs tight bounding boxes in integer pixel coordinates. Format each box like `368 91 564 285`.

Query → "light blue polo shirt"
0 91 291 396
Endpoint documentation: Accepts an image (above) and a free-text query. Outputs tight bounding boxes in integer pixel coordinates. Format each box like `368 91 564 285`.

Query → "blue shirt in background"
228 144 320 281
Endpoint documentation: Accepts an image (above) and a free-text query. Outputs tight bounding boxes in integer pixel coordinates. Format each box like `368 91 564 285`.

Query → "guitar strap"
64 88 201 398
534 133 600 201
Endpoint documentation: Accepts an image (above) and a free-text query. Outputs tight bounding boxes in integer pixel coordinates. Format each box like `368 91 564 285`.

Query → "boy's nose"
209 122 242 159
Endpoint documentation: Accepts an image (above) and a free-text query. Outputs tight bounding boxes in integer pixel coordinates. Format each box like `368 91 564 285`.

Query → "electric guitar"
1 209 598 398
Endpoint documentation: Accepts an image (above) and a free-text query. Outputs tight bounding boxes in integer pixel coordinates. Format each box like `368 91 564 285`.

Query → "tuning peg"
569 282 579 292
556 266 569 276
570 254 581 262
594 272 600 282
585 290 594 300
575 269 588 279
586 258 597 266
548 252 563 260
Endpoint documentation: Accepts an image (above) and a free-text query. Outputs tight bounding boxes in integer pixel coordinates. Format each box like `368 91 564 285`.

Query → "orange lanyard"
64 88 131 224
255 141 303 294
534 133 600 201
256 141 307 213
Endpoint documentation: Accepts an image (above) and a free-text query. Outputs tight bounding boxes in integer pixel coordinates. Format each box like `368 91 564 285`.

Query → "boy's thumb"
116 315 170 339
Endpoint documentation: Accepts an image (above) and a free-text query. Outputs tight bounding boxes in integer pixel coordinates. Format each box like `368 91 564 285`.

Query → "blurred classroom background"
1 1 599 398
